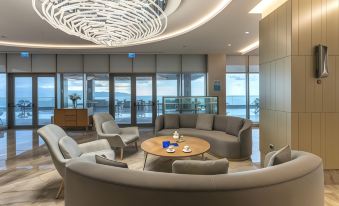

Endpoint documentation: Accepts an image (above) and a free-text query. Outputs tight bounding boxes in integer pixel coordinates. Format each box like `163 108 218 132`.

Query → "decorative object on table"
166 145 176 153
32 0 168 47
173 130 179 141
162 140 171 148
177 135 185 143
69 93 81 108
183 145 192 153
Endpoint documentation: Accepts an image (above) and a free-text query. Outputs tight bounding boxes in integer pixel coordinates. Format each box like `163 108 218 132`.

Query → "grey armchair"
93 113 139 160
37 124 115 199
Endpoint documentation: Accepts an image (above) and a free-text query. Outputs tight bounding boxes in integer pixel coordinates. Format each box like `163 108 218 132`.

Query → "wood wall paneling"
336 56 339 112
311 113 322 157
324 113 339 168
292 0 299 55
298 113 312 152
326 0 338 55
270 62 277 110
298 0 313 55
291 56 306 112
277 3 288 58
305 56 323 112
322 56 336 112
290 112 299 149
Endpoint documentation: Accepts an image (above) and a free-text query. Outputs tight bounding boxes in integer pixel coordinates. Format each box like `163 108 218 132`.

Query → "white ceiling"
0 0 261 54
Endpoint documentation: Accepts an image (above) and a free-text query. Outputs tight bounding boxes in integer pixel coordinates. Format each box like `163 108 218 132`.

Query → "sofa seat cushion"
179 128 240 158
196 114 214 131
59 136 82 159
172 159 229 175
157 129 177 136
102 120 121 134
80 149 115 162
164 115 179 129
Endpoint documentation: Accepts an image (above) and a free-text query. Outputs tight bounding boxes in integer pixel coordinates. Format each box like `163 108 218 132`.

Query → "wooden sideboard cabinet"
53 108 93 130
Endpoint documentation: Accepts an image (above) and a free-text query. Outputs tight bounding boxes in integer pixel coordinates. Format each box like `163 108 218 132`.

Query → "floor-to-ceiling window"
37 77 55 125
182 73 206 96
114 76 132 124
14 77 33 126
86 74 109 113
249 57 260 122
156 73 180 115
62 74 84 108
0 74 7 127
226 56 259 123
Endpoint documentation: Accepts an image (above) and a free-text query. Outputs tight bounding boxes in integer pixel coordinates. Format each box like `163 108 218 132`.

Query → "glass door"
136 76 154 125
37 77 56 125
8 74 56 128
114 76 132 124
112 74 155 126
13 77 33 126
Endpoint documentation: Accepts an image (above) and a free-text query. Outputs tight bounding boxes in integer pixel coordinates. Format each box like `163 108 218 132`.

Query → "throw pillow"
58 136 82 159
172 159 229 175
225 116 244 136
267 145 292 167
196 114 214 131
213 115 228 132
179 114 197 128
95 155 128 168
102 120 121 134
164 115 179 129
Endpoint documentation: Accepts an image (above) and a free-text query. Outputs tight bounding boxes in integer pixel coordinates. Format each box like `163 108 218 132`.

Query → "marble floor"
0 127 338 206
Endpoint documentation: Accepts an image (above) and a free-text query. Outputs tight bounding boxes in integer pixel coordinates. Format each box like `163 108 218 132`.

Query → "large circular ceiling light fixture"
32 0 168 47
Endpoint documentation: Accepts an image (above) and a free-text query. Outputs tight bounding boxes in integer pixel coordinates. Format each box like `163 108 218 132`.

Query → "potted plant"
69 93 81 108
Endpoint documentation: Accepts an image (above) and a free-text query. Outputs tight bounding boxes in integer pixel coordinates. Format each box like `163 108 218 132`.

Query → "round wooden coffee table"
141 136 210 170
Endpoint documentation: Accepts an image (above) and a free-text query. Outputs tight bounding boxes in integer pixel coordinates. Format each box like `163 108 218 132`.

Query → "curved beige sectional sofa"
155 114 252 159
65 151 324 206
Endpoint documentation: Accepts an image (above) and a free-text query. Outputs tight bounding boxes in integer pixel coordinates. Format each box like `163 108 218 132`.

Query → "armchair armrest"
120 127 139 136
79 139 111 154
155 115 164 134
238 119 252 158
97 133 125 148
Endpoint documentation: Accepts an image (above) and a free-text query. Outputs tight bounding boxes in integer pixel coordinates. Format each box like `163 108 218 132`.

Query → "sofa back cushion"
225 116 244 136
213 115 228 132
58 136 82 159
102 120 121 134
196 114 214 131
172 159 229 175
164 114 179 129
179 114 197 128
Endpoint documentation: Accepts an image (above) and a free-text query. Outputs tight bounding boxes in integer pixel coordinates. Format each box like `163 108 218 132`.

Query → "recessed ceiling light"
227 44 232 47
245 31 250 34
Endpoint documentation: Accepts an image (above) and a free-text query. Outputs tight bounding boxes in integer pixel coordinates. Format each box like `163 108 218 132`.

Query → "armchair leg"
134 141 138 151
120 148 124 160
56 180 64 199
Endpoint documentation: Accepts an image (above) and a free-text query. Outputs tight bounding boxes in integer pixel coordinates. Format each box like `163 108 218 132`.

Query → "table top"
141 136 210 158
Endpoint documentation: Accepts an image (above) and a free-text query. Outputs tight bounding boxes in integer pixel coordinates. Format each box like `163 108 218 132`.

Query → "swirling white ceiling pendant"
32 0 168 47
